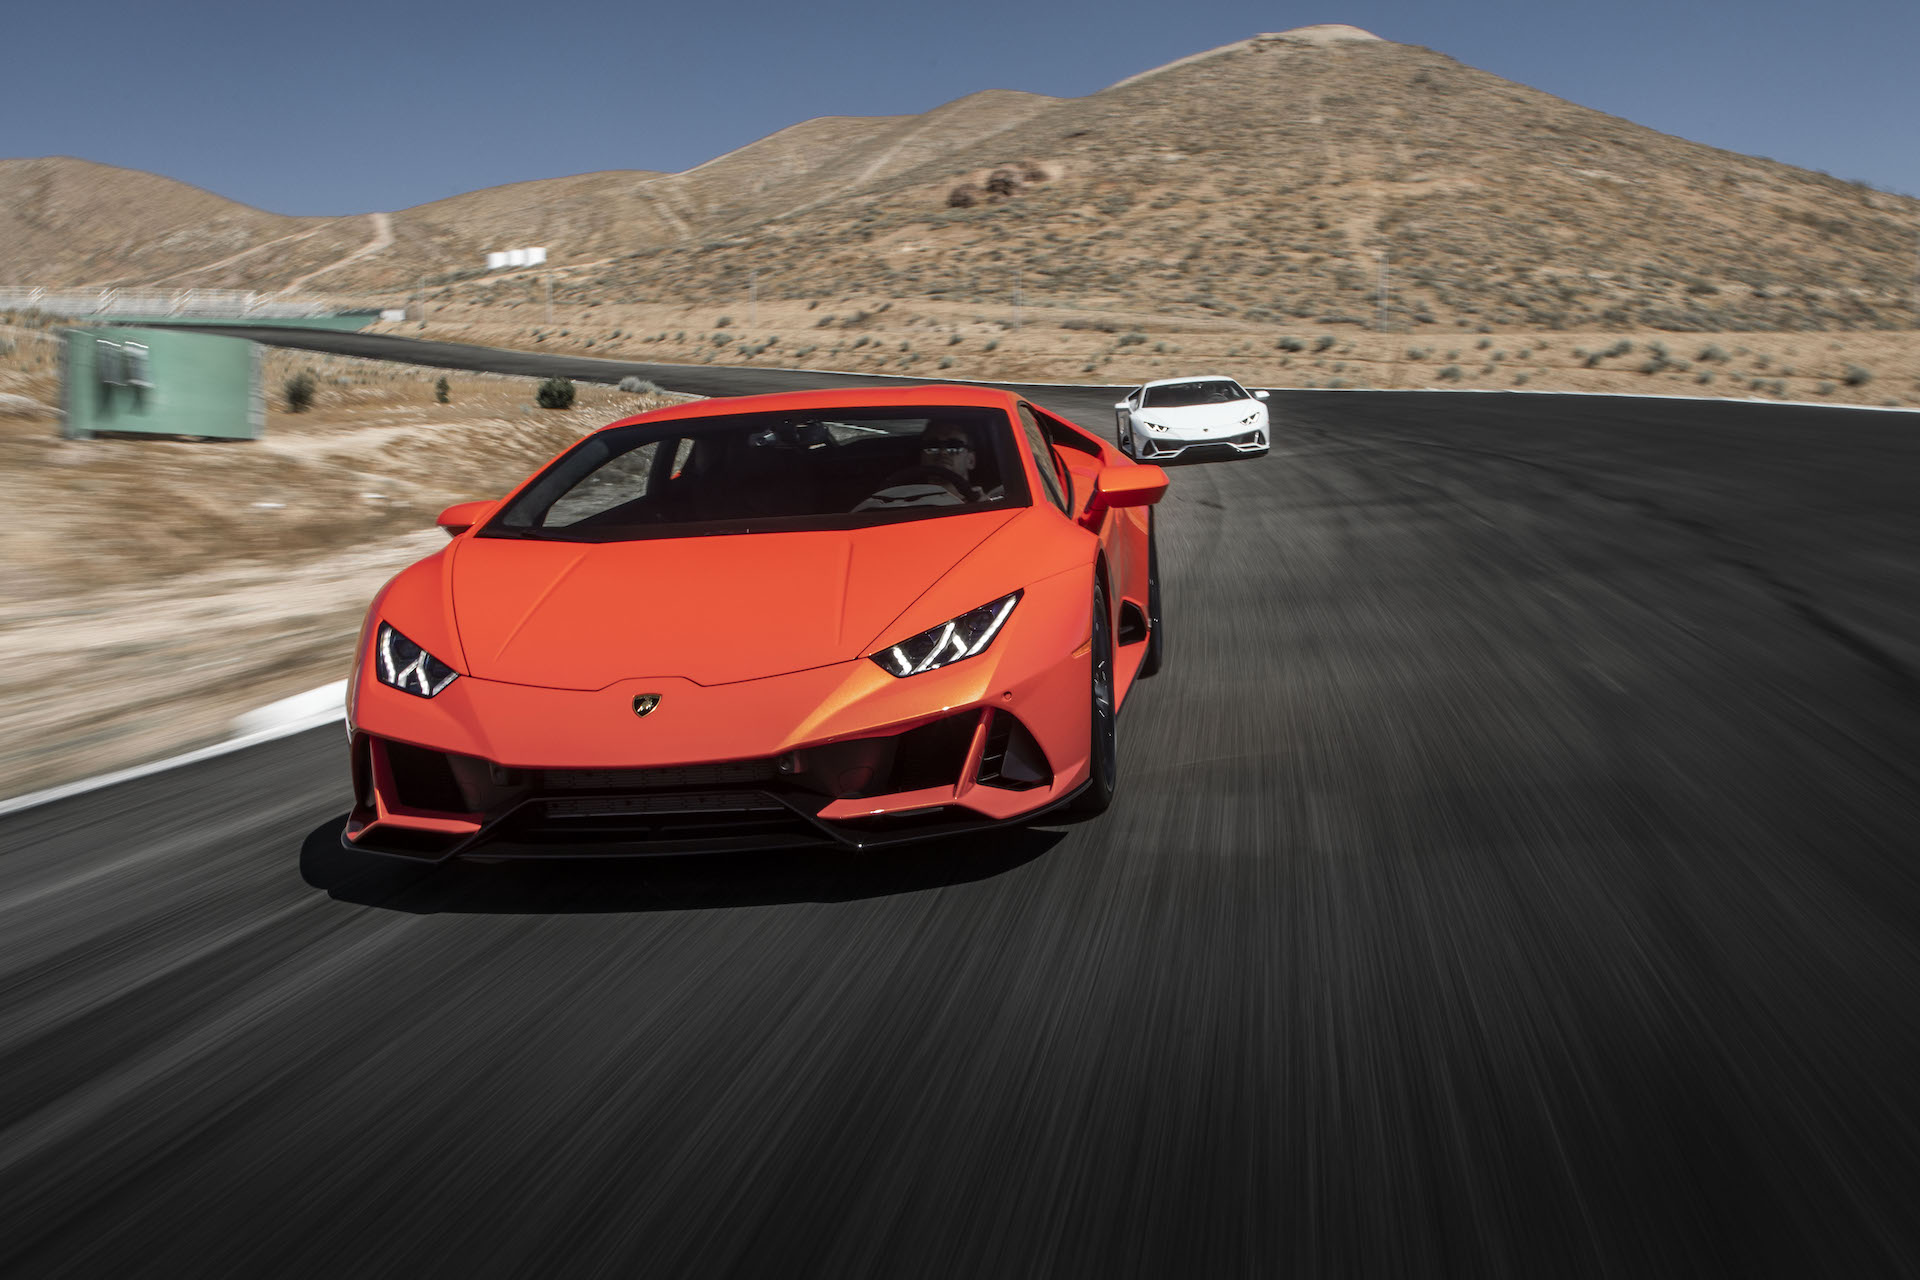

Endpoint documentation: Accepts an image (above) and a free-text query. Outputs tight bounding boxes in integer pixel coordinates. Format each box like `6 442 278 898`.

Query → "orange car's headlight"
870 592 1021 678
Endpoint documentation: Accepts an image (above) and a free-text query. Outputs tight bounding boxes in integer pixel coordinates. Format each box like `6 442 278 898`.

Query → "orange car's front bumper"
343 577 1099 858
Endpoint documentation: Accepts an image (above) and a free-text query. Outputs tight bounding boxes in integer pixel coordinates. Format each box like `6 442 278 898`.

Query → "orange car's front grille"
542 760 780 791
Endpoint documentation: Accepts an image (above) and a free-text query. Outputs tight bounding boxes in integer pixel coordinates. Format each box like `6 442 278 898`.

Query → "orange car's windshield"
483 405 1031 542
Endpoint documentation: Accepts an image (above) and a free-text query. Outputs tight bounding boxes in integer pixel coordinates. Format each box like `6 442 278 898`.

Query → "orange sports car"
342 385 1169 859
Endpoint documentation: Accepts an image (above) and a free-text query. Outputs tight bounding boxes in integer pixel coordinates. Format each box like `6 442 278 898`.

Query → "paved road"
5 337 1920 1277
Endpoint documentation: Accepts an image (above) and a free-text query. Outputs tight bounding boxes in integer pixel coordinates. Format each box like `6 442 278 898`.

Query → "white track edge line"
0 692 346 819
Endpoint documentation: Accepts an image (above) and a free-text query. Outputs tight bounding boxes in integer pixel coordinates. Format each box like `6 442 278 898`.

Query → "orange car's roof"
595 384 1022 433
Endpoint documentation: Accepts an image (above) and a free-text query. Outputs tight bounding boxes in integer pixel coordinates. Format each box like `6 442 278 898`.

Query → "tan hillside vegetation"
0 333 689 796
7 27 1918 339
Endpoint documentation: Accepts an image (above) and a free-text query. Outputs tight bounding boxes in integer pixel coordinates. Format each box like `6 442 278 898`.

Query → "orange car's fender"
865 505 1098 656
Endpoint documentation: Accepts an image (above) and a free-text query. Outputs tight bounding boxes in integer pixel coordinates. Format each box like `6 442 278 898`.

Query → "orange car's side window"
1016 405 1069 515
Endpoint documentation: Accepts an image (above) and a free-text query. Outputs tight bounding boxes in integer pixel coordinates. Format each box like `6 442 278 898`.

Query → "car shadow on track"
300 816 1062 914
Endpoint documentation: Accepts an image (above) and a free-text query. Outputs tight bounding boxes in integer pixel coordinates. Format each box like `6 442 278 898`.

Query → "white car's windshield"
1143 380 1249 409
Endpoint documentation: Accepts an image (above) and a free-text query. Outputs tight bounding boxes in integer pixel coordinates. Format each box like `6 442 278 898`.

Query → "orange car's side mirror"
436 500 493 537
1080 464 1168 527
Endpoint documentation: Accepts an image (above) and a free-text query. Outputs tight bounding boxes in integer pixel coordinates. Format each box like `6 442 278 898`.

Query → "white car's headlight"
1240 410 1261 425
375 622 458 698
871 592 1020 678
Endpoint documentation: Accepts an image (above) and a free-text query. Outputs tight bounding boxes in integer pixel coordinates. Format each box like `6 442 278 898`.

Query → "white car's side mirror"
1113 401 1132 411
1253 390 1270 400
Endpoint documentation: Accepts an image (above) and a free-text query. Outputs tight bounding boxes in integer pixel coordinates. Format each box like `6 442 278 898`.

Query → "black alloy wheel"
1068 576 1118 817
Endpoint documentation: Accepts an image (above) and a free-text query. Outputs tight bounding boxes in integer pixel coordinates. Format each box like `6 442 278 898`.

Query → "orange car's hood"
449 512 1018 689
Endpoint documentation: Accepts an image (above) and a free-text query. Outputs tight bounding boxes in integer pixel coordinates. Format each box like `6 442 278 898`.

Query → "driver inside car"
855 419 1003 510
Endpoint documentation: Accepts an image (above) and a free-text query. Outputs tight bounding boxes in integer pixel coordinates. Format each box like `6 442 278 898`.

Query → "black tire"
1117 419 1136 459
1068 576 1119 817
1138 514 1165 678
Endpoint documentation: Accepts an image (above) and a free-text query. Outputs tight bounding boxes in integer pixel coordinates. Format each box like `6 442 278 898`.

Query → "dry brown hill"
7 27 1917 332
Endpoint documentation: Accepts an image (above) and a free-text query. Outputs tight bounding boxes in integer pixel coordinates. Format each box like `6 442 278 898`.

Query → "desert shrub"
435 376 450 404
1513 372 1531 385
1476 337 1492 349
1277 336 1305 352
283 370 316 413
948 333 964 345
1697 371 1715 385
984 168 1020 197
1406 348 1429 360
939 357 954 369
1437 365 1463 381
1817 382 1835 395
984 339 999 352
715 316 731 328
618 376 660 394
536 377 576 409
1696 344 1729 363
1843 364 1872 386
1314 334 1336 352
946 186 979 208
1604 340 1632 358
1117 332 1147 347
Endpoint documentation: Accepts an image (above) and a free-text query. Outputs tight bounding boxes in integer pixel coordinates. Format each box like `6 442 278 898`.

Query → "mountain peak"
1108 25 1386 91
1261 24 1383 44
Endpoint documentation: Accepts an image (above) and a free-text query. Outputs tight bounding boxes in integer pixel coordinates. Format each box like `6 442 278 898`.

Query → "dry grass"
0 338 687 797
403 297 1920 407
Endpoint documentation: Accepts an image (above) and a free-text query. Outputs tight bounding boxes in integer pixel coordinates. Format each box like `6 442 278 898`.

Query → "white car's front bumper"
1131 423 1267 457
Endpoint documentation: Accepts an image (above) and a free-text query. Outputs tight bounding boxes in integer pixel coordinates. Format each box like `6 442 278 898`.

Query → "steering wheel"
880 464 970 494
853 465 974 512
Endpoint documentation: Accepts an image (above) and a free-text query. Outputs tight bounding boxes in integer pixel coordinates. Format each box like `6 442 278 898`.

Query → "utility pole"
1376 249 1390 333
750 270 758 329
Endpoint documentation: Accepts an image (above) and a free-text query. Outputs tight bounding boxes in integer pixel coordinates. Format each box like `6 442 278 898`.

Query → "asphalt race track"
5 332 1920 1277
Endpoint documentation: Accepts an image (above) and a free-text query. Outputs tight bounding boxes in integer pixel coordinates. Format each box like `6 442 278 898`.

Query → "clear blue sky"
8 0 1915 215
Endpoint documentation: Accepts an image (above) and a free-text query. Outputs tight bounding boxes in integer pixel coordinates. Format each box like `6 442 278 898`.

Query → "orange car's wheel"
1068 576 1118 818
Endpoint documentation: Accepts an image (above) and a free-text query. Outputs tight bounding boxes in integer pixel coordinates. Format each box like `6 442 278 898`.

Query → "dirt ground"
2 304 1915 799
0 325 686 798
405 298 1920 407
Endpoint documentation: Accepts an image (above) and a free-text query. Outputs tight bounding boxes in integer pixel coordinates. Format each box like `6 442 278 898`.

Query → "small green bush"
1117 332 1147 347
715 316 732 328
1277 336 1306 352
617 376 660 394
434 375 450 404
284 370 317 413
536 377 576 409
1843 365 1872 387
1314 334 1336 353
1437 365 1464 382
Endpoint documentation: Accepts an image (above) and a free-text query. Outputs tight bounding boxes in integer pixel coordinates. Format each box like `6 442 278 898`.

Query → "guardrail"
0 287 380 319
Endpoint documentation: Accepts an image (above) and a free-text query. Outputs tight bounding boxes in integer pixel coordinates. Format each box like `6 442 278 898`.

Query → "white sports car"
1113 377 1270 461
